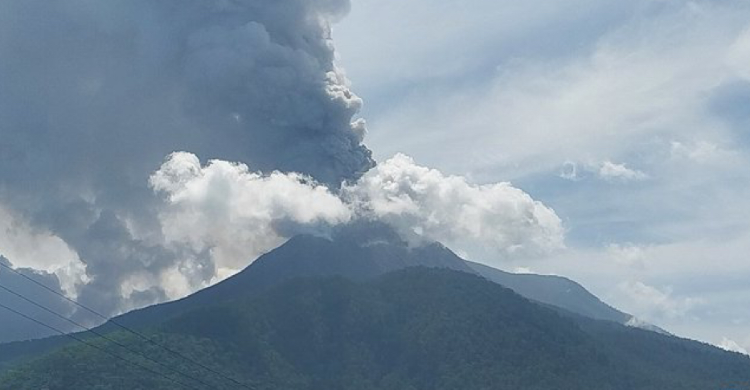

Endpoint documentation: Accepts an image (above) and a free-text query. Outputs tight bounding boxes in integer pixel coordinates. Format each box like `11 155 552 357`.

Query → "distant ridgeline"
1 226 748 389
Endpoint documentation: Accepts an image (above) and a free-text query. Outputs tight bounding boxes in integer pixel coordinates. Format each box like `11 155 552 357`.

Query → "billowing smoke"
0 0 371 316
150 152 352 288
344 154 564 259
0 0 371 188
0 205 86 297
149 152 564 279
0 0 564 324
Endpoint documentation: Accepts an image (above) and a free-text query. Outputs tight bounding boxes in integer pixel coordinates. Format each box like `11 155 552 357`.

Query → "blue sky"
334 0 750 352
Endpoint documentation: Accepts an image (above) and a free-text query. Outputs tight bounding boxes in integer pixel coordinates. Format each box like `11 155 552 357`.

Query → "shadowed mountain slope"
0 224 655 369
1 268 749 390
467 261 630 323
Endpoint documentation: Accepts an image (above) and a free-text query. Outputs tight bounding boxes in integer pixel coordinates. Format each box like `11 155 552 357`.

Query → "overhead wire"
0 301 206 390
0 284 219 390
0 262 256 389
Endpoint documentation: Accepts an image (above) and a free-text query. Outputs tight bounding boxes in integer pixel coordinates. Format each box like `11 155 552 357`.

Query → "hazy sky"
335 0 750 353
0 0 748 353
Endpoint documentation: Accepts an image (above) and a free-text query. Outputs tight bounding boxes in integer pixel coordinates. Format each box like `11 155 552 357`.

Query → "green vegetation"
0 231 650 369
2 268 750 390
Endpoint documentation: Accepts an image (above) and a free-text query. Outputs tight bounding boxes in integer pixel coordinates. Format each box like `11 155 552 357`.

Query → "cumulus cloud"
150 152 352 281
345 154 565 261
0 206 87 297
146 152 565 284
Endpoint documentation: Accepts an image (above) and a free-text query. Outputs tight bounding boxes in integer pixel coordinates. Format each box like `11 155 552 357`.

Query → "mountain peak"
218 222 476 295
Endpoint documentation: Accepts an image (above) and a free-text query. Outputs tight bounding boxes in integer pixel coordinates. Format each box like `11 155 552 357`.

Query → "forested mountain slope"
1 268 748 390
0 225 660 368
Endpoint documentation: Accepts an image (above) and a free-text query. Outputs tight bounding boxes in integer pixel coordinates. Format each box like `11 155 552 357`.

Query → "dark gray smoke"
0 0 372 317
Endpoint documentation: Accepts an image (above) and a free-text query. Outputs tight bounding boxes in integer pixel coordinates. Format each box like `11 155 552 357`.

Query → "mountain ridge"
2 267 749 389
0 225 662 369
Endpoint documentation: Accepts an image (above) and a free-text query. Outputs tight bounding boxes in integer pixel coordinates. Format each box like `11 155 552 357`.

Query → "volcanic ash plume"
0 0 371 316
149 152 565 284
0 0 563 324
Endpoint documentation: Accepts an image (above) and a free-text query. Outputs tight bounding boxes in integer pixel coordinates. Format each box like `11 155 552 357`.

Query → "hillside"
466 261 630 323
111 224 641 331
1 268 749 390
0 225 655 367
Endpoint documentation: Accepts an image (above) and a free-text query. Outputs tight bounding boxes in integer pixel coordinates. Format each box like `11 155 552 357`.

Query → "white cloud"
0 150 566 312
607 243 648 268
669 140 740 166
0 205 87 297
79 150 570 306
718 337 749 355
559 160 647 182
150 152 352 278
150 152 566 280
512 266 535 275
598 161 648 182
345 153 565 261
617 281 702 321
625 316 652 329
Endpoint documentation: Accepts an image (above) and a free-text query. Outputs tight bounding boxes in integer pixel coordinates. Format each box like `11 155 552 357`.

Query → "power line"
0 301 206 390
0 261 255 390
0 284 219 390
